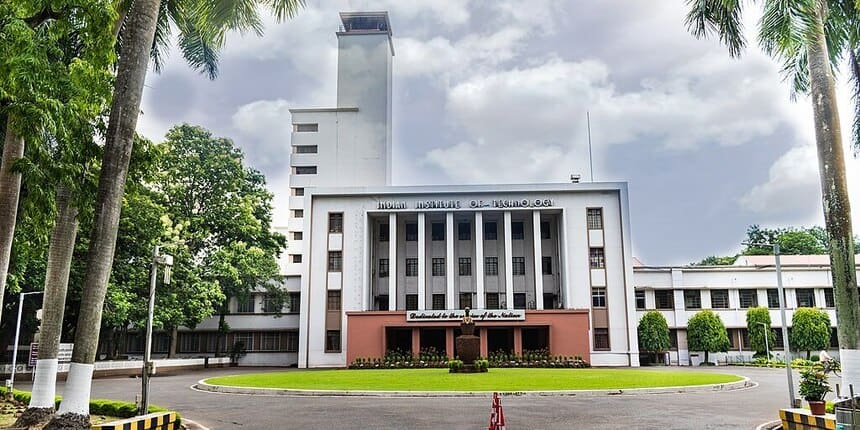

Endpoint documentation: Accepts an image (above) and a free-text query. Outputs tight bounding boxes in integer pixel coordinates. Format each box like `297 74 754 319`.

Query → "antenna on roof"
587 111 595 182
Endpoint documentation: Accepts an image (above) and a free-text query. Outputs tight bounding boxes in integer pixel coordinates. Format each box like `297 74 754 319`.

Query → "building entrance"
486 328 514 354
385 328 412 354
419 328 446 356
522 327 549 352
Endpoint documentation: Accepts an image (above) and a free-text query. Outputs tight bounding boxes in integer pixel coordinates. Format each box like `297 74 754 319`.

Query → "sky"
135 0 860 266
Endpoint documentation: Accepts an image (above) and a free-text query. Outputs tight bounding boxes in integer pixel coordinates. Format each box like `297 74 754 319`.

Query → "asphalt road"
18 366 811 429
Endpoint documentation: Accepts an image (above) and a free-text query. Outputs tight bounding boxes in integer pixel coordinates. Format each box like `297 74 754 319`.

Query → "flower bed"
348 348 590 369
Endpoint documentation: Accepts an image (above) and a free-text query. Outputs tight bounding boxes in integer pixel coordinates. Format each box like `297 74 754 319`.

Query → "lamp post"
8 291 43 392
140 246 173 415
758 321 771 364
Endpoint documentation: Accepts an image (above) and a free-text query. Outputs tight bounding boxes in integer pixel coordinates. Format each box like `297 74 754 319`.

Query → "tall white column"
532 210 544 310
388 213 397 311
503 211 514 310
417 213 426 310
475 212 485 309
446 212 456 309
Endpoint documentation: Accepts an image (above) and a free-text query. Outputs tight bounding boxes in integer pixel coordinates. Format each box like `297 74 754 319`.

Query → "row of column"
385 210 546 311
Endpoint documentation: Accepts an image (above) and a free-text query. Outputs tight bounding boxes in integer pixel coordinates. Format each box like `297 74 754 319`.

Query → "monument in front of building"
451 308 486 373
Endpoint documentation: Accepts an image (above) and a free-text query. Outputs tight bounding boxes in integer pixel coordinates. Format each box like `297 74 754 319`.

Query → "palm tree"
686 0 858 393
0 123 24 322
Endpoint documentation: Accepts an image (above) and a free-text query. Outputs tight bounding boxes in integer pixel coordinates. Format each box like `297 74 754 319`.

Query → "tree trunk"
806 3 859 396
48 1 162 427
0 117 24 323
16 186 79 426
215 308 227 357
168 327 177 358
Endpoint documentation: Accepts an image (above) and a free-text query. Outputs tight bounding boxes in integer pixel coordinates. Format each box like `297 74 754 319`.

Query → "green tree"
638 311 671 363
687 310 730 364
687 0 857 391
746 307 775 358
790 307 832 359
692 255 737 266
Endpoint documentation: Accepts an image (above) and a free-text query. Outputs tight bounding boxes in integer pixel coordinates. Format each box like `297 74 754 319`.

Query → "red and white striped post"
489 392 506 430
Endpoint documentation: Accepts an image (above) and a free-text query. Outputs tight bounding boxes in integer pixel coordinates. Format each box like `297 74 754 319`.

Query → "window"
432 294 446 310
406 223 418 241
587 208 603 229
294 145 318 153
511 222 524 240
513 293 527 309
459 258 471 276
540 221 550 239
292 187 304 196
592 288 607 308
262 295 282 313
329 213 343 233
741 329 751 349
711 290 729 309
328 251 342 272
824 288 835 307
377 295 389 310
260 332 280 351
180 333 200 353
458 222 470 240
767 289 781 308
286 331 299 352
431 258 445 276
739 289 758 308
727 329 736 349
294 123 318 132
593 328 610 350
294 166 317 175
541 256 552 275
153 334 169 353
460 293 473 309
234 332 253 351
589 248 605 269
293 209 304 218
773 329 784 349
684 290 701 310
287 292 300 313
406 258 419 277
655 290 674 309
484 222 497 240
485 257 499 276
512 257 526 276
831 328 839 348
327 290 341 311
796 288 816 308
237 296 255 313
292 232 303 240
325 330 341 352
378 259 389 278
486 293 500 309
431 223 445 241
379 224 389 242
635 290 646 310
290 254 302 263
406 294 418 311
669 329 678 350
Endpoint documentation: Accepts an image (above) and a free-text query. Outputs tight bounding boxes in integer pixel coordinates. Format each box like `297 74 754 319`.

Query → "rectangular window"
431 258 445 276
292 187 304 196
711 290 729 309
684 290 701 310
406 294 418 311
290 254 302 264
512 257 526 276
179 333 200 353
767 289 781 308
406 258 419 277
288 292 300 313
377 295 389 310
831 328 839 348
286 331 299 352
458 222 470 240
460 293 473 309
378 259 389 278
406 223 418 241
540 221 551 239
153 334 169 353
541 256 552 275
379 224 389 242
635 290 646 310
593 328 610 350
486 293 500 310
327 290 341 311
458 258 471 276
431 223 445 241
655 290 673 309
325 330 341 352
292 232 303 241
739 289 758 308
592 288 607 308
293 166 317 175
485 257 499 276
237 296 255 313
514 293 527 309
589 248 605 269
773 329 784 349
432 294 446 310
669 329 678 350
741 329 751 349
796 288 816 308
294 123 318 132
484 222 497 240
511 222 524 240
328 251 342 272
262 295 282 313
587 208 603 229
260 333 280 351
824 288 835 307
293 209 304 218
328 213 343 233
234 332 253 351
294 145 318 153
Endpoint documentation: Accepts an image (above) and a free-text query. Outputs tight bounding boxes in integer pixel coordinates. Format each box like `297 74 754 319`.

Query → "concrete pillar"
446 212 456 309
412 328 420 356
446 328 455 359
513 327 523 356
503 211 514 310
532 210 544 310
475 211 485 309
388 213 397 311
480 329 488 357
417 213 426 310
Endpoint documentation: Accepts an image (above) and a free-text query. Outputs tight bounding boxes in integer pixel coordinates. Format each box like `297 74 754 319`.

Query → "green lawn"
204 368 743 391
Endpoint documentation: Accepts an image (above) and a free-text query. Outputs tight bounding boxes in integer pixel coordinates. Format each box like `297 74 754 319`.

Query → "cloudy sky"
136 0 860 265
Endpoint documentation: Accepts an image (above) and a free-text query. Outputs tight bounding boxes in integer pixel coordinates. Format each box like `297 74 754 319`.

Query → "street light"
140 245 173 415
758 321 771 365
8 291 43 393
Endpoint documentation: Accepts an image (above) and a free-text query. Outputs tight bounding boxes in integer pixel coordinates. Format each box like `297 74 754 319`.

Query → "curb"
755 419 781 430
192 376 753 398
181 418 211 430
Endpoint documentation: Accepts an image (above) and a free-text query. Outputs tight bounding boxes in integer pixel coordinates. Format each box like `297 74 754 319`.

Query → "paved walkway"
17 366 809 429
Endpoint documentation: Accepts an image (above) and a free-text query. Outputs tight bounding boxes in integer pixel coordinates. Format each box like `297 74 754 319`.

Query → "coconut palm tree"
686 0 858 393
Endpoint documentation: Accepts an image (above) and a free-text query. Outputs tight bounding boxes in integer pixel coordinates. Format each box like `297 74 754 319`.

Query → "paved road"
18 366 810 429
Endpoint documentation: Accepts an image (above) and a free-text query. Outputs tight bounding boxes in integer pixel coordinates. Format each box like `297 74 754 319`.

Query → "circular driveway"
19 366 802 429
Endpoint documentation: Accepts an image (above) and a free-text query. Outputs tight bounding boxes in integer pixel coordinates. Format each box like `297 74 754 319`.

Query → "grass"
0 398 122 428
204 368 743 391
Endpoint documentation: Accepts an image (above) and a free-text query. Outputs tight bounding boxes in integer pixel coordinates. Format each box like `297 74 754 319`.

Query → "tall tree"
746 307 775 358
638 311 672 364
790 307 832 359
687 310 730 364
687 0 858 391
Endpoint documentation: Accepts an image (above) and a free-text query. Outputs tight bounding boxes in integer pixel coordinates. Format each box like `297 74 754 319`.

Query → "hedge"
0 387 179 425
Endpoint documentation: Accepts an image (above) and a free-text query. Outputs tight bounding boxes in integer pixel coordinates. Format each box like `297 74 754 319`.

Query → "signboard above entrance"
377 198 554 211
406 309 525 322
